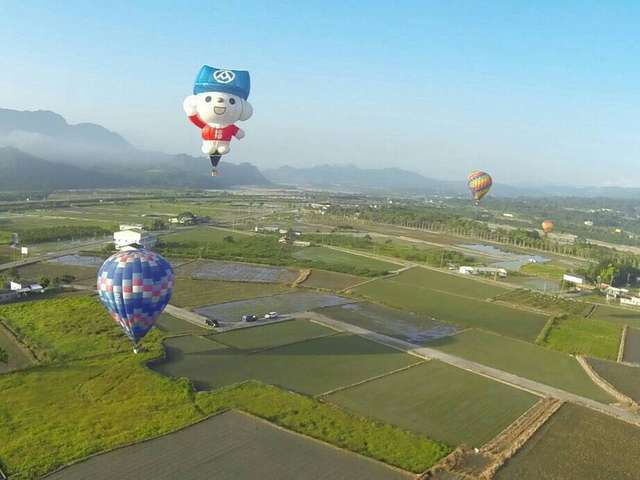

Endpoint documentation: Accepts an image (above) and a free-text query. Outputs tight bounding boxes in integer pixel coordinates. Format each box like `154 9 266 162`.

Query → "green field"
292 247 398 276
355 270 548 342
303 269 365 290
428 329 613 402
45 410 410 480
590 304 640 328
0 296 449 477
519 262 566 280
587 357 640 403
495 404 640 479
151 330 420 395
327 361 538 447
623 327 640 363
161 227 244 244
213 319 335 351
388 267 509 299
154 313 210 335
170 277 291 308
540 316 622 360
318 302 457 344
16 262 98 287
494 289 591 316
0 322 34 374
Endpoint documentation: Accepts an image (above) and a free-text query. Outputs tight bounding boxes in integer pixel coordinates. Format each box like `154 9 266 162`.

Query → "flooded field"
179 260 298 284
459 244 548 271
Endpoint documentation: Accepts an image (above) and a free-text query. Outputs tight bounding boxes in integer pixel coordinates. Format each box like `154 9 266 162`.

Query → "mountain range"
0 108 269 190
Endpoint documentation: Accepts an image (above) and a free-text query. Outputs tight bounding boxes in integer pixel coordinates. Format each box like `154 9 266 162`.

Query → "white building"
458 266 507 278
459 266 476 275
119 224 144 231
9 281 44 295
563 273 585 286
621 296 640 306
114 230 157 250
293 240 311 247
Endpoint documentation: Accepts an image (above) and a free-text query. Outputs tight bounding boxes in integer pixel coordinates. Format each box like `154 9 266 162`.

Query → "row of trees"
16 225 113 244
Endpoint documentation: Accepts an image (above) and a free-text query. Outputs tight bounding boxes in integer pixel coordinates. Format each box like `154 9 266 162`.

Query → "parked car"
242 314 258 322
264 311 279 319
205 318 219 327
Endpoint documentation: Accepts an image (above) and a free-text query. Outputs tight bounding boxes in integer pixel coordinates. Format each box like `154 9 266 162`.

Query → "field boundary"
164 304 211 329
618 325 628 363
316 360 426 397
577 356 636 407
0 317 38 366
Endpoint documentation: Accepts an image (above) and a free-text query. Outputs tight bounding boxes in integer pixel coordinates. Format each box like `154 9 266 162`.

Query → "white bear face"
189 92 252 125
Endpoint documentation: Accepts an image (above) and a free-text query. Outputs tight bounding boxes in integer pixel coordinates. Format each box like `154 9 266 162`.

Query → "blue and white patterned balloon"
97 248 174 344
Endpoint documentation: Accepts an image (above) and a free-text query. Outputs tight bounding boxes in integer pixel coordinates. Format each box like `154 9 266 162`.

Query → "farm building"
563 273 585 289
459 266 507 278
293 240 311 247
9 281 45 295
114 229 157 250
621 296 640 307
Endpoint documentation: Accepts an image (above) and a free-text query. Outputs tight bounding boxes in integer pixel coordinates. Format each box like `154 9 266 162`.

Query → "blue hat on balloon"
193 65 251 100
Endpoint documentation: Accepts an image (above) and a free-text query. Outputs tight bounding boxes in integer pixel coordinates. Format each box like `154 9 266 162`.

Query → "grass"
302 269 365 290
161 227 243 244
623 327 640 363
327 361 538 447
213 319 335 350
587 357 640 403
519 262 566 280
0 296 450 478
0 296 129 363
495 404 640 480
151 331 420 395
355 271 548 342
170 277 291 308
0 322 34 374
539 316 622 360
427 329 613 403
293 246 398 276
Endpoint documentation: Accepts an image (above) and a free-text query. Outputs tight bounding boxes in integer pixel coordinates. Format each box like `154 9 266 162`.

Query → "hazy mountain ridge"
0 108 270 189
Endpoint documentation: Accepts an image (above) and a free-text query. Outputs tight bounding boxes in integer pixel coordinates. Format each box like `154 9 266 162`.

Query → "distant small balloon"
541 220 554 234
467 171 493 204
97 248 174 348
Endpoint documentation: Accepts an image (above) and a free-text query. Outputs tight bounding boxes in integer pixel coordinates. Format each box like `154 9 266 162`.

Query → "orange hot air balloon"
541 220 554 234
467 171 493 204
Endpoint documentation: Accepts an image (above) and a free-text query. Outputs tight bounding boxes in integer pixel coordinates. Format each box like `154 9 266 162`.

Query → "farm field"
318 302 457 344
428 329 613 403
493 289 591 316
302 269 365 290
355 272 548 342
151 331 419 395
154 313 210 335
213 319 334 351
495 404 640 479
623 327 640 364
382 267 509 299
178 259 299 283
540 316 622 360
47 254 105 267
45 410 410 480
0 321 34 374
170 277 291 309
194 292 353 323
327 361 538 447
161 227 244 244
292 246 398 276
587 358 640 403
16 261 98 287
0 295 448 477
590 304 640 329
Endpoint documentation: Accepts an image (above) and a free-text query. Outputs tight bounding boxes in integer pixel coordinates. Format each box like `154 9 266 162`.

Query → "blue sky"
1 1 640 185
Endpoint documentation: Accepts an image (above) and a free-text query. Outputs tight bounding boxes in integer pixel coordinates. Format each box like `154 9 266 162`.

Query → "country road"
300 311 640 429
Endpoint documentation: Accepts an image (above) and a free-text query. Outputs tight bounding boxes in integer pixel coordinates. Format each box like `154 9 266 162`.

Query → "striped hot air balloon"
467 171 493 204
541 220 554 234
97 248 174 352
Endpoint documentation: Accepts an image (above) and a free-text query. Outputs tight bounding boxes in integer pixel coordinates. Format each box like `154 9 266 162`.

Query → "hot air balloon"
183 65 253 176
541 220 554 234
97 248 175 353
467 171 493 204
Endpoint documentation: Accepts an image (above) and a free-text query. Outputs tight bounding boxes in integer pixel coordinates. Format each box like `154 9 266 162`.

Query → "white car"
264 311 279 319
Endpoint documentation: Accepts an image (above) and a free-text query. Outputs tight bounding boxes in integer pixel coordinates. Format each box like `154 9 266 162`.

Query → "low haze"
1 1 640 185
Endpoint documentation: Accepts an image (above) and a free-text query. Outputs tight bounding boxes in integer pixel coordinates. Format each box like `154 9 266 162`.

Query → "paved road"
301 311 640 428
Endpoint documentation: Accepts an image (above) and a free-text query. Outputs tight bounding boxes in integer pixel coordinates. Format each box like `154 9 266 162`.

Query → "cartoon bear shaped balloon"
183 66 253 175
